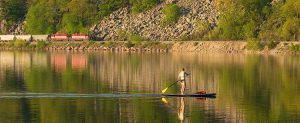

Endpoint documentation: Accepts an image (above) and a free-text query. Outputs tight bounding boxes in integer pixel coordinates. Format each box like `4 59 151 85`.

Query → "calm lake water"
0 51 300 123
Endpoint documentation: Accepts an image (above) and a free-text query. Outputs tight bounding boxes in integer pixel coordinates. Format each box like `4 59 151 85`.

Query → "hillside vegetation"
214 0 300 41
0 0 299 41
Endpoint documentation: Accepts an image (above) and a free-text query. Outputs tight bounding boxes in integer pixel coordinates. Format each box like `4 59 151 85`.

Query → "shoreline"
0 41 299 55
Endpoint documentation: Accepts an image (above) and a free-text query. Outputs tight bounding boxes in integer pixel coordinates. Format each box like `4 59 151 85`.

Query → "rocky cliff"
91 0 218 41
0 20 25 35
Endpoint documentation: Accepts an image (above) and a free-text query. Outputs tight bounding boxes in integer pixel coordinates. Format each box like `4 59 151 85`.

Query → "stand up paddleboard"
162 93 216 98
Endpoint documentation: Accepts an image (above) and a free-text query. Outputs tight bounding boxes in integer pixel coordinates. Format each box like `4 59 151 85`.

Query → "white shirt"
178 71 187 80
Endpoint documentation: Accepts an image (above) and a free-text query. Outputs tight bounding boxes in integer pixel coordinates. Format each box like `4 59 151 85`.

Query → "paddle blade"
161 88 168 93
162 98 168 104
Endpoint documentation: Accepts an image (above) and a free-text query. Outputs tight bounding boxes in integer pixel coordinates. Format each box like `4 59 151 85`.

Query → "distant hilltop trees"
214 0 299 41
0 0 299 41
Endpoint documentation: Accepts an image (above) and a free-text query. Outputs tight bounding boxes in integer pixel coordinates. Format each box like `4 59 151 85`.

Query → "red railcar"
50 34 69 41
71 34 89 41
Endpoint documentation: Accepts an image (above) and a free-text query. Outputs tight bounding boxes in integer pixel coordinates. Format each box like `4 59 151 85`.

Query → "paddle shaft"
167 80 180 88
162 80 180 93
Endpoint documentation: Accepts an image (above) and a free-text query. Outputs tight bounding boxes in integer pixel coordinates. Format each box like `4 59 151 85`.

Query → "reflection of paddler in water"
178 97 185 122
161 97 186 122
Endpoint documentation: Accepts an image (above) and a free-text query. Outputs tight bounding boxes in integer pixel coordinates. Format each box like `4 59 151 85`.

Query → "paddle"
161 80 180 93
161 97 168 104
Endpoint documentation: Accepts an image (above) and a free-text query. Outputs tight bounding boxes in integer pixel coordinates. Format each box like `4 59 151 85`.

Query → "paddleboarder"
178 68 189 95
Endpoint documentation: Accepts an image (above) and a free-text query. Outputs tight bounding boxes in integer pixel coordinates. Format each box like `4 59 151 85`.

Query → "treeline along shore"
1 0 299 42
0 40 299 55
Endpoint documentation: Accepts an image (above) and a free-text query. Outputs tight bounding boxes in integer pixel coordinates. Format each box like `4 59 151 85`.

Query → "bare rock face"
271 0 282 4
0 19 25 34
91 0 219 41
166 0 178 4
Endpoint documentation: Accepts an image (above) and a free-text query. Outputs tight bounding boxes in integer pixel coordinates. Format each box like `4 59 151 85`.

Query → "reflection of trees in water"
0 51 300 122
87 53 228 93
0 99 33 122
217 55 300 122
2 69 26 91
0 63 32 122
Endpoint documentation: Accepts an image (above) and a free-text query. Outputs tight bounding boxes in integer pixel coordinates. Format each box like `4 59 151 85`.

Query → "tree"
98 0 128 18
3 0 27 24
0 0 5 20
162 3 181 25
259 0 300 41
25 0 72 34
25 2 55 34
130 0 160 13
216 0 271 40
281 18 300 41
61 0 97 33
280 0 300 41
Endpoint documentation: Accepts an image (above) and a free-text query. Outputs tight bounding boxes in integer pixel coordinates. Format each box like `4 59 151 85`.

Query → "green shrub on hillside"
130 0 160 13
28 44 36 49
162 4 181 26
14 39 27 48
243 20 258 39
142 41 159 48
125 41 135 48
203 28 221 41
118 29 127 41
196 20 211 38
290 43 300 51
246 38 263 50
99 0 128 18
180 34 190 41
104 41 117 47
281 18 300 41
266 41 278 49
8 41 14 47
127 33 145 44
181 21 212 41
86 41 95 47
36 40 47 49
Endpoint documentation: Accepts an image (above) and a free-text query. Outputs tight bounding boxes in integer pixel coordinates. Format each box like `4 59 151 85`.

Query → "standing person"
178 68 189 95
